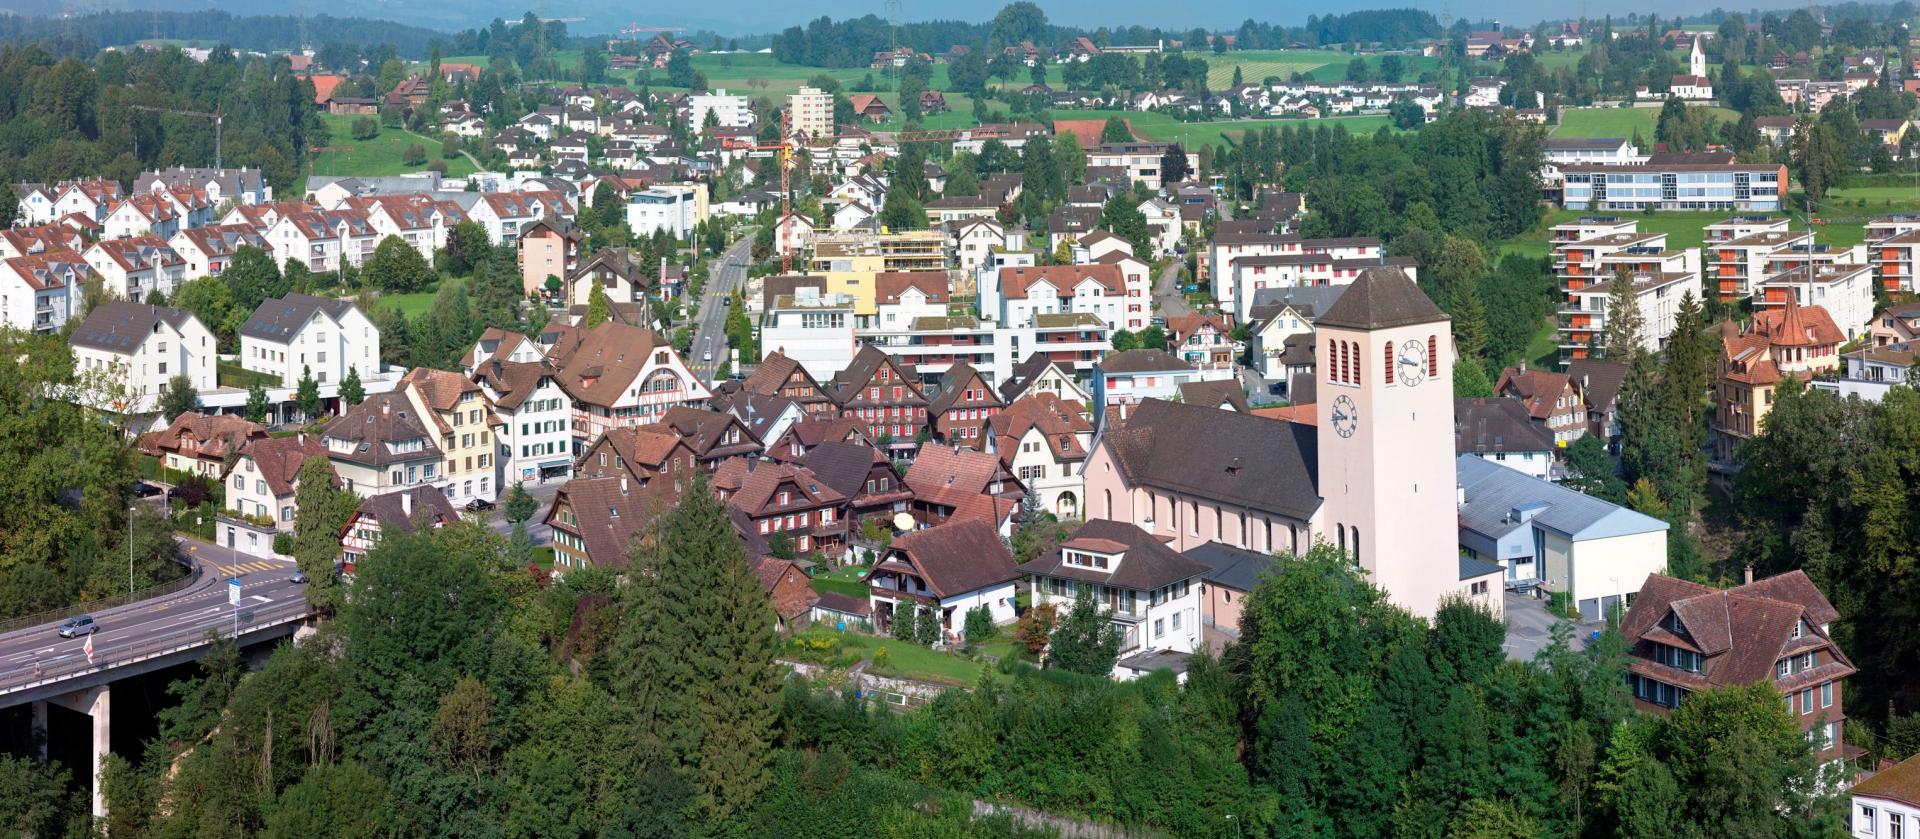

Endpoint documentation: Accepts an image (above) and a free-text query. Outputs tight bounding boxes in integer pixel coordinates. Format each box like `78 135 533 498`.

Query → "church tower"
1689 36 1706 78
1314 267 1466 619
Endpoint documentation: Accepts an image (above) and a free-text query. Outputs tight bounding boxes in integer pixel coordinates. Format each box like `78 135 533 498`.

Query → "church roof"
1315 267 1448 331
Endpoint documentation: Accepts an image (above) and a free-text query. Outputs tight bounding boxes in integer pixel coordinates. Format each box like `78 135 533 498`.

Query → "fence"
0 551 200 636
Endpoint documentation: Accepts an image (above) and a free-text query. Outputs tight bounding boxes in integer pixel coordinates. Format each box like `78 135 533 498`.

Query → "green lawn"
1067 108 1395 149
312 114 479 179
1207 49 1349 86
786 623 1029 686
216 359 279 389
811 563 873 598
369 276 465 320
1523 316 1562 372
1553 105 1742 139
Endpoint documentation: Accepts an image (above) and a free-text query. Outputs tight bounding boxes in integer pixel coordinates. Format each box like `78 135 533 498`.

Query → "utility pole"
127 506 135 595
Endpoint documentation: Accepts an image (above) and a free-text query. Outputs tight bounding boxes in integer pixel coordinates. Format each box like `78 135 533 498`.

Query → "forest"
0 11 442 59
0 481 1849 838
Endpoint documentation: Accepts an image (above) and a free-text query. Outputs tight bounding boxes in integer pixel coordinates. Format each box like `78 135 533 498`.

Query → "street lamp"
127 505 136 595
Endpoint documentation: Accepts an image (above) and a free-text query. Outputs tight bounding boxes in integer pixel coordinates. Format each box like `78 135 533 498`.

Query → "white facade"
688 90 753 132
238 295 381 389
490 375 574 485
788 87 834 139
71 304 217 414
625 187 699 240
0 252 85 334
1757 264 1876 339
761 292 858 381
1854 791 1920 838
999 423 1086 518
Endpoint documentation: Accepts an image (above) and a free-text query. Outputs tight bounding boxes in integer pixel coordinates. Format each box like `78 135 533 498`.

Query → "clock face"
1398 339 1428 387
1332 394 1359 438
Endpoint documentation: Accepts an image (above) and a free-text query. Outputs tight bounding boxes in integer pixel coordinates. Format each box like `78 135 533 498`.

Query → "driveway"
1502 591 1605 662
1152 262 1190 319
473 480 560 546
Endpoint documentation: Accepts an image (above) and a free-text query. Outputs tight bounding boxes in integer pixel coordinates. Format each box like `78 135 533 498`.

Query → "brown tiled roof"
754 557 820 620
237 434 333 497
1564 359 1627 411
924 362 1000 417
400 366 483 419
1749 297 1844 348
729 460 846 516
549 322 668 408
322 392 440 467
989 392 1092 466
829 345 925 407
595 424 689 470
905 445 1021 526
999 264 1125 299
1855 754 1920 809
739 350 829 406
658 406 761 460
1621 571 1854 690
875 271 950 305
471 358 554 411
877 519 1019 598
1099 399 1319 521
138 412 267 461
1016 519 1211 591
799 441 902 502
546 476 658 568
1495 368 1573 421
1454 397 1555 453
770 416 872 461
1177 379 1250 412
1316 266 1447 331
349 485 459 535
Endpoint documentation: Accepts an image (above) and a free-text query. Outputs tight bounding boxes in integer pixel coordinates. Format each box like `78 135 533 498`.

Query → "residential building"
338 486 460 573
238 293 380 389
70 301 216 413
924 361 1002 449
948 217 1006 276
544 476 656 572
905 444 1025 532
741 349 836 415
863 519 1020 645
654 406 763 470
469 190 573 245
170 224 269 281
1454 397 1557 479
1712 300 1844 463
263 209 378 273
0 250 87 333
998 352 1090 404
322 392 444 497
399 367 498 505
1817 341 1916 403
1456 454 1667 612
1244 285 1348 381
83 236 186 301
989 391 1093 520
135 166 272 206
798 441 914 538
1852 753 1920 838
717 460 849 557
1707 228 1810 302
224 433 331 533
873 271 950 329
139 412 266 477
625 186 700 240
761 290 857 380
1016 520 1211 679
1869 304 1920 347
1755 262 1876 339
1560 162 1789 212
1560 257 1703 364
1164 314 1239 376
788 86 834 140
1091 349 1224 408
688 89 752 131
547 321 711 453
1494 367 1586 447
517 218 585 295
1621 570 1855 766
828 344 929 451
1087 141 1197 190
572 424 700 502
1223 237 1407 321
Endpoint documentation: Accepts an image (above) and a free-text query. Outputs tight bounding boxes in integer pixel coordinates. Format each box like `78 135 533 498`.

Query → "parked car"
290 570 307 585
464 498 495 512
57 615 97 638
130 481 162 498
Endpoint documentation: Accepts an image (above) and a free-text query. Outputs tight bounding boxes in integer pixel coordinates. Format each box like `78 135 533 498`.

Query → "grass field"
370 276 465 320
1068 108 1396 149
1206 49 1349 86
1552 105 1741 139
313 114 479 179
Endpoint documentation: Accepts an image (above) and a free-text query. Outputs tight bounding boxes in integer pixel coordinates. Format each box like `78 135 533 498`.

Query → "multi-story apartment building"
1223 237 1408 321
265 209 378 273
1712 300 1844 463
687 89 752 131
322 392 445 497
1703 214 1791 244
0 250 86 333
924 361 1002 450
1205 219 1287 307
473 357 574 486
170 224 269 281
761 290 858 380
989 391 1093 519
1016 520 1210 679
544 321 708 453
1706 229 1808 302
399 368 498 505
1560 162 1789 212
788 86 834 140
806 231 948 321
992 264 1130 333
469 190 573 245
828 344 929 451
1558 242 1702 364
70 301 217 413
1087 141 1198 190
238 293 380 390
84 236 187 302
1621 570 1855 768
1755 262 1876 339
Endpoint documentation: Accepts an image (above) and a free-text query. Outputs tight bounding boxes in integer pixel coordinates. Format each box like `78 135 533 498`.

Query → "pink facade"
1082 445 1313 556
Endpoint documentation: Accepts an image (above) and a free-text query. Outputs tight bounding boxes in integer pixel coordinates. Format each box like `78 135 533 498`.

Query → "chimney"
400 490 413 518
620 476 628 495
1744 564 1755 585
381 399 391 416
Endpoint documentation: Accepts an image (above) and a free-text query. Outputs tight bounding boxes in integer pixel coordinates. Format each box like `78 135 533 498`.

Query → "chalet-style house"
864 519 1020 645
1016 519 1212 680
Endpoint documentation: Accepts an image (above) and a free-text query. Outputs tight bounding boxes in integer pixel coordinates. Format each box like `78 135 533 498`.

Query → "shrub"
402 143 428 166
350 117 379 141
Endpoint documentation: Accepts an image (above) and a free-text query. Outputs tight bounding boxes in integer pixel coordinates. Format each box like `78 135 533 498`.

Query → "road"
1152 261 1191 319
0 536 306 698
687 237 755 381
475 480 559 546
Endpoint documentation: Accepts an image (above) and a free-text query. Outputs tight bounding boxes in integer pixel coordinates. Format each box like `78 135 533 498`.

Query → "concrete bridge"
0 535 313 819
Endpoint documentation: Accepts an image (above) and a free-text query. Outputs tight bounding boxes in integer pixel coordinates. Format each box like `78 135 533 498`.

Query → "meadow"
312 114 480 178
1552 104 1742 139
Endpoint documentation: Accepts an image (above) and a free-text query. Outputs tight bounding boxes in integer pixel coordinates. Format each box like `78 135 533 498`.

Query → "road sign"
228 578 241 606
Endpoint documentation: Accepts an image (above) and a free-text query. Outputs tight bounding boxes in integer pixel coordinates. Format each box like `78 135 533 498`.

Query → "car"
703 349 713 362
464 498 495 512
130 481 162 498
57 615 97 638
290 571 307 585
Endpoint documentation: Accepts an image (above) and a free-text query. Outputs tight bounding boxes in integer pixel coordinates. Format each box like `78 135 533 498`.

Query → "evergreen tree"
289 456 354 611
1046 588 1121 676
338 366 365 406
1453 361 1494 397
244 381 271 424
157 374 202 420
1098 191 1153 256
1565 433 1625 501
294 365 323 421
585 281 610 327
913 604 941 646
1449 274 1490 364
1159 142 1191 185
891 603 916 640
1101 115 1132 143
503 482 537 525
1598 269 1646 362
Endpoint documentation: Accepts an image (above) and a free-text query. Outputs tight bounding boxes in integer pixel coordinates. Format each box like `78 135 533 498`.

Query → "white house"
470 191 574 245
1015 520 1210 680
0 250 86 333
1455 454 1669 619
687 89 753 132
53 180 124 223
1455 397 1558 480
948 217 1006 276
265 209 379 274
863 519 1021 646
238 293 381 389
218 433 332 559
996 264 1130 333
625 186 699 240
102 194 185 241
70 301 217 413
170 225 270 281
1852 753 1920 839
135 166 272 207
987 391 1094 520
473 355 575 486
322 391 445 497
84 237 187 302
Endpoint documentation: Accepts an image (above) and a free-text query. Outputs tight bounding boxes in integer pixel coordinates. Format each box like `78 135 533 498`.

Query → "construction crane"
128 104 223 169
720 111 799 272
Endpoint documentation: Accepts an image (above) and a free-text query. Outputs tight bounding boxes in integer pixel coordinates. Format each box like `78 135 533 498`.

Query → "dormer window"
1063 550 1110 570
1791 619 1804 639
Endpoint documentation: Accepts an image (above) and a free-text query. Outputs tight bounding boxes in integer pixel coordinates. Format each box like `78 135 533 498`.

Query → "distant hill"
0 10 447 56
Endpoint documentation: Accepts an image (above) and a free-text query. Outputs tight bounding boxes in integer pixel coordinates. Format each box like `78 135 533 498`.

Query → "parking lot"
1503 591 1608 662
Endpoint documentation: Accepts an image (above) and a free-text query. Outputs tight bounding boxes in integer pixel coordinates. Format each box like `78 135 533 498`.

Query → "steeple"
1689 37 1706 78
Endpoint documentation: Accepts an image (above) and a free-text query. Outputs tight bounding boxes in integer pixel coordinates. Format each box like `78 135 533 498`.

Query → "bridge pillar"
49 684 110 821
30 700 47 761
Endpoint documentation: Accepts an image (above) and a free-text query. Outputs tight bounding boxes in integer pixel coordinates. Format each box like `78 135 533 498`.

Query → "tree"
1138 325 1166 350
1389 97 1425 129
877 188 927 230
222 246 283 312
913 603 941 646
157 374 202 420
585 281 610 327
1159 143 1191 185
1099 191 1153 257
1047 588 1122 675
1110 329 1139 352
244 381 271 424
1565 433 1624 501
338 366 365 406
366 235 433 293
1453 361 1493 397
174 275 238 346
963 605 996 646
289 456 354 611
294 365 323 421
1792 118 1846 208
503 482 537 525
891 601 916 640
1101 115 1132 143
1598 269 1646 362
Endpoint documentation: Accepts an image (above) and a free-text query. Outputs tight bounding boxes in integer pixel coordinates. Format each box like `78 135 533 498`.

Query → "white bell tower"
1314 267 1465 619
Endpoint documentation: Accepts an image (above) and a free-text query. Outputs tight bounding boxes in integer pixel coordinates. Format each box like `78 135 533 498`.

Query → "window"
1153 618 1164 639
1822 681 1833 708
1801 688 1814 715
1858 806 1877 834
1171 611 1181 630
233 474 244 489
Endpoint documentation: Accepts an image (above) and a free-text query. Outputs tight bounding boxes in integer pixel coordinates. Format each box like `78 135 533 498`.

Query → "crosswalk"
221 560 285 576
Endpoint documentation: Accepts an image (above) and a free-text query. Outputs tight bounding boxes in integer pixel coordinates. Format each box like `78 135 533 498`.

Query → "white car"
703 349 713 362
